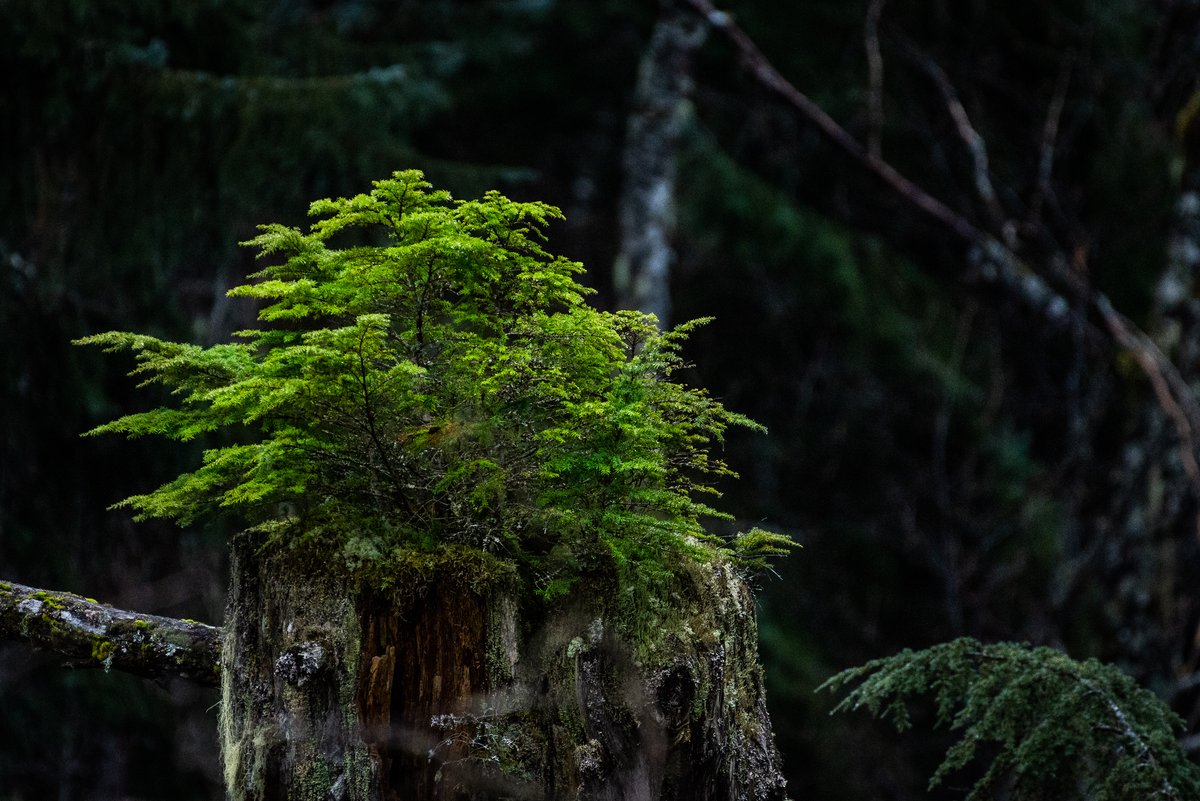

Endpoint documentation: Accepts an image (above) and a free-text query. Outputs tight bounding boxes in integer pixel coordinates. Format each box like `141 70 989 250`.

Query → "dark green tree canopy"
79 170 791 599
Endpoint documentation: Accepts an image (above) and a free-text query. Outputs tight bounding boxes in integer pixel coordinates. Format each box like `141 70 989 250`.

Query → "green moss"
611 556 716 668
162 628 194 647
549 641 588 744
23 605 71 643
30 591 66 611
297 756 335 800
359 542 517 602
92 638 115 662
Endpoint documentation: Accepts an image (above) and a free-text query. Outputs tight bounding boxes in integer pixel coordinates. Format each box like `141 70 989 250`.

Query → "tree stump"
219 536 788 801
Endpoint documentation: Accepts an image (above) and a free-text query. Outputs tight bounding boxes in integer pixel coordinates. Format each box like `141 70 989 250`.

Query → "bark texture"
219 537 788 801
1094 175 1200 695
220 536 374 801
0 578 221 686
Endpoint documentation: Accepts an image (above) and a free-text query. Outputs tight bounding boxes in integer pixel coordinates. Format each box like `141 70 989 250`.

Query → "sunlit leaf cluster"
79 170 787 592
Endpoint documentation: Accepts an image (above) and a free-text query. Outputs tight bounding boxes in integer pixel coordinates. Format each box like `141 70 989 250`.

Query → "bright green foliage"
730 527 801 572
820 638 1200 800
78 170 787 595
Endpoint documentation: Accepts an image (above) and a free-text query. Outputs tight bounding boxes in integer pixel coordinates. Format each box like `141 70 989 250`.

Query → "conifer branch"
79 170 795 615
820 638 1200 800
0 579 221 687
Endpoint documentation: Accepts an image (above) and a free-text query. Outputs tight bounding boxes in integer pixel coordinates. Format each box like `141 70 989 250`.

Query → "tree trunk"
1086 154 1200 707
219 535 788 801
614 0 707 325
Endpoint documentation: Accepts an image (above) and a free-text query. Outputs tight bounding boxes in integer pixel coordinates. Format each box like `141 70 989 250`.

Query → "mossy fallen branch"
0 579 221 686
820 637 1200 800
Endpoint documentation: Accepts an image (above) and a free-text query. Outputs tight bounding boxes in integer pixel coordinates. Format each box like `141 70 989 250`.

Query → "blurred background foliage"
3 0 1200 798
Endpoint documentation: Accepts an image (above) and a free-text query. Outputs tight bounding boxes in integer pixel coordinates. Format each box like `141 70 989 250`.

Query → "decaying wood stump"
220 535 788 801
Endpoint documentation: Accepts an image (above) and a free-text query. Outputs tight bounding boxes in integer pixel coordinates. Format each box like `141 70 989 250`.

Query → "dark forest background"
4 1 1200 798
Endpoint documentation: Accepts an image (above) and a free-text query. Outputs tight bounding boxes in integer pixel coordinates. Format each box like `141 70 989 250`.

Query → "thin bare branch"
864 0 886 160
683 0 982 243
904 44 1007 230
684 0 1200 504
1029 59 1073 231
1094 295 1200 497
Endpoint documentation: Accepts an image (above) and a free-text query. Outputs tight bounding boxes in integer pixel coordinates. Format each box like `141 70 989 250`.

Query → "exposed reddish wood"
358 586 489 801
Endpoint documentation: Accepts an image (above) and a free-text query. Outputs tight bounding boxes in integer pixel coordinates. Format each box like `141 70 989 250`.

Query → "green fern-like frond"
77 169 792 619
728 527 799 572
819 638 1200 800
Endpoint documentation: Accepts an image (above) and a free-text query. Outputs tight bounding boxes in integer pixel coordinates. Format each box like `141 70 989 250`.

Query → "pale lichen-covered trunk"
614 1 707 326
219 536 788 801
1087 169 1200 691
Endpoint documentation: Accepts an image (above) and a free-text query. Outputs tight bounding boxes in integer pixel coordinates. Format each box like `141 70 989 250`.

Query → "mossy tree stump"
65 171 795 800
219 536 787 801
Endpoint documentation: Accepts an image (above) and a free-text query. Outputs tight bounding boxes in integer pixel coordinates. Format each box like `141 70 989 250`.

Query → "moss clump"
91 638 115 663
30 591 66 611
381 544 515 592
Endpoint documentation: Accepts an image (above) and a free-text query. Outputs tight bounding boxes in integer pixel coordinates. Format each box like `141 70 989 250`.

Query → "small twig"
1094 295 1200 505
904 44 1007 231
864 0 886 160
1029 58 1073 230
